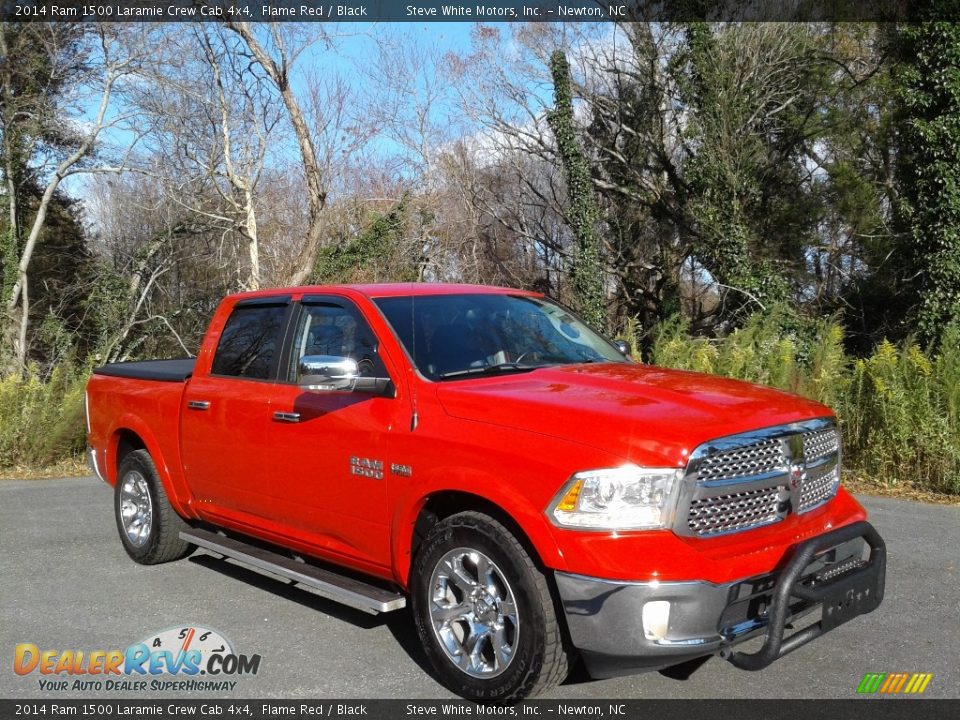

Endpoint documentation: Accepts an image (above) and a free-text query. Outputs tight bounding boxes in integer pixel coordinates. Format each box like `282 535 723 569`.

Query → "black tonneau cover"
93 358 196 382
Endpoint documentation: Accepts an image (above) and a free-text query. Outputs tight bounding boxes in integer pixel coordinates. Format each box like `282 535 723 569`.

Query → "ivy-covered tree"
312 193 420 284
547 50 606 329
0 23 91 371
893 18 960 340
679 23 832 317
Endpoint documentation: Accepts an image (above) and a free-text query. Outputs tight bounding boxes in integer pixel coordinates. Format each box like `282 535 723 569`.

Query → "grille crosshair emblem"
790 464 806 489
783 435 807 516
784 435 807 491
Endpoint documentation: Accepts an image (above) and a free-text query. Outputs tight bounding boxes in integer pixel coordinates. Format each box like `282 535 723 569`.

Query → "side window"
289 302 389 380
211 304 288 380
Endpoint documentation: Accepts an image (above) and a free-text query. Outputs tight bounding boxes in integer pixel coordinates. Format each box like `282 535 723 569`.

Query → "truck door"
264 296 403 572
180 296 292 520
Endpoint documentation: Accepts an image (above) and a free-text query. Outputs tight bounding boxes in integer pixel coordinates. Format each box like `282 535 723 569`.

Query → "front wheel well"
413 491 544 573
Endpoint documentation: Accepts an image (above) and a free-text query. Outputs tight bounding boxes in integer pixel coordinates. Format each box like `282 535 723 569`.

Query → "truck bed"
92 358 196 382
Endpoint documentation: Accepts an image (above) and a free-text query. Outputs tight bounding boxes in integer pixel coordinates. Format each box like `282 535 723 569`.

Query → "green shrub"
651 312 959 495
650 315 719 374
0 362 89 470
650 308 849 404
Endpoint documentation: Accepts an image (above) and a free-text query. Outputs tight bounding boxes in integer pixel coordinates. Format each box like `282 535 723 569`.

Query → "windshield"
374 293 627 380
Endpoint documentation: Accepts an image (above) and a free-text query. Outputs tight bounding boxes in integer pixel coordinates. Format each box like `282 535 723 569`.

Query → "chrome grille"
799 463 839 512
675 418 842 537
803 427 840 463
695 439 784 481
687 485 785 535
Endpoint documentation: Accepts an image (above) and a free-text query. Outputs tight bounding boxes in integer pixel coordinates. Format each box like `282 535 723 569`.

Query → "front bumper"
555 521 885 678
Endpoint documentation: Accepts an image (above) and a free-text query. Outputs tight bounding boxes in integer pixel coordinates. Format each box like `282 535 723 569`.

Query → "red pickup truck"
85 283 885 700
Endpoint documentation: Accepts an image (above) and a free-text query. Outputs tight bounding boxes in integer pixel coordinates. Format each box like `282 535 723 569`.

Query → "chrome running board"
180 528 406 614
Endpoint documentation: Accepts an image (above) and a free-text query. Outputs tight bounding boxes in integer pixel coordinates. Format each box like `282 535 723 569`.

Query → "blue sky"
338 21 477 54
307 21 479 158
67 22 486 200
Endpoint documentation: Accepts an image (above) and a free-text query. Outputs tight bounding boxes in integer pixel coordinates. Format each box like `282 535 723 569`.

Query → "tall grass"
0 361 89 470
842 329 960 493
647 313 960 495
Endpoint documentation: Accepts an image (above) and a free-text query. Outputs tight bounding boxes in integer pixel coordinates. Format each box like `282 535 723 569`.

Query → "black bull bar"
721 520 886 671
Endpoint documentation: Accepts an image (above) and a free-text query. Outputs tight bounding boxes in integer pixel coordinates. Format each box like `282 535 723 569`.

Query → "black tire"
411 511 572 701
114 449 194 565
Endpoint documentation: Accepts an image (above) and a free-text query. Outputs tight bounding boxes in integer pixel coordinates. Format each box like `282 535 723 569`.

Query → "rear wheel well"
114 430 147 475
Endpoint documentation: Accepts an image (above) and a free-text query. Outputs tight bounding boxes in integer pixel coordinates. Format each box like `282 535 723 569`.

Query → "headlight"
548 466 681 530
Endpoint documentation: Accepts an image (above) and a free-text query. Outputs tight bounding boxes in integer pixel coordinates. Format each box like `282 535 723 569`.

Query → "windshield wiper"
436 362 543 380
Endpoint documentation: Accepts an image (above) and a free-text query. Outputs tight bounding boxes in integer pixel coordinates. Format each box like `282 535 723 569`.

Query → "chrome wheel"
428 547 519 678
119 470 153 547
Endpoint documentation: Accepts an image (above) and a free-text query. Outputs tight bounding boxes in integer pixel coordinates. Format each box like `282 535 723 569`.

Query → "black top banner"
1 0 957 23
1 700 958 720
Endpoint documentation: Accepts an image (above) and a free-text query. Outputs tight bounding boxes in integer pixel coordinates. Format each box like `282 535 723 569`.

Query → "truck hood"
435 363 831 467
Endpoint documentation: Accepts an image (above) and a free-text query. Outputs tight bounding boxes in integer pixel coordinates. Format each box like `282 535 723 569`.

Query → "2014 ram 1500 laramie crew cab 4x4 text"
85 283 886 700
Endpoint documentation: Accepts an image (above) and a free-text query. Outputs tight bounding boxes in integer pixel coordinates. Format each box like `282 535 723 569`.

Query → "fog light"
642 600 671 640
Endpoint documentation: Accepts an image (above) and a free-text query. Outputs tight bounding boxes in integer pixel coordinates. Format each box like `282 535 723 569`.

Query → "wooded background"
1 20 958 492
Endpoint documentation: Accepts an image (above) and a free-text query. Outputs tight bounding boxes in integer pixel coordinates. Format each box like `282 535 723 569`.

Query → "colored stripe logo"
857 672 933 694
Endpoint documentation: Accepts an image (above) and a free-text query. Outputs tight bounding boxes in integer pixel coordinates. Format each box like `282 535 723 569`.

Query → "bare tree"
198 26 279 290
3 24 146 374
224 22 330 286
364 29 461 185
131 25 282 291
85 169 228 363
442 26 581 294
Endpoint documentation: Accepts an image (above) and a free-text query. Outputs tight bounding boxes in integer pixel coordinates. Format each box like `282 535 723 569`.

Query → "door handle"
273 411 300 423
187 400 211 411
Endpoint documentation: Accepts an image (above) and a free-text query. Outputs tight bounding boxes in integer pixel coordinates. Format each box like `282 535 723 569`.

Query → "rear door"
180 296 292 520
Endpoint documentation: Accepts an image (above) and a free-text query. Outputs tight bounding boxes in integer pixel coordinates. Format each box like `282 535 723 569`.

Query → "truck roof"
223 282 542 301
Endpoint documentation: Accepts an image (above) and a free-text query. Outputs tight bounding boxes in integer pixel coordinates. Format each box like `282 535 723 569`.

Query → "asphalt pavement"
1 476 957 699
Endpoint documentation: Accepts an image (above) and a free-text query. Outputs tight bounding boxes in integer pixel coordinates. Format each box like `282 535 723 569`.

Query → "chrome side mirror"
614 339 632 357
298 355 359 392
